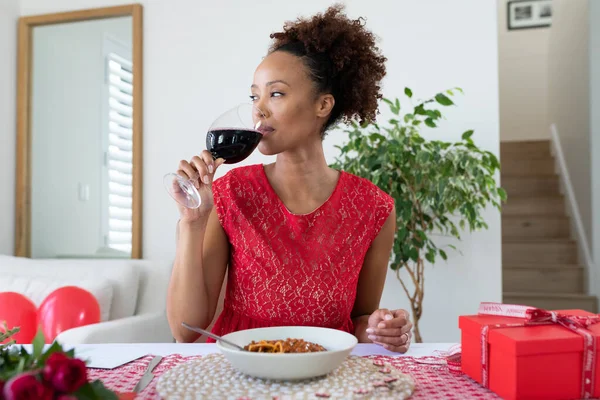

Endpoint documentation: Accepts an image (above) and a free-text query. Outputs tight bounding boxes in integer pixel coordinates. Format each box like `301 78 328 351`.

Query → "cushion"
0 256 141 320
0 274 113 322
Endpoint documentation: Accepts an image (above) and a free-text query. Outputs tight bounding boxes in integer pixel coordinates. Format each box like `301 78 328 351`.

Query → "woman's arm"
351 205 396 342
166 208 229 343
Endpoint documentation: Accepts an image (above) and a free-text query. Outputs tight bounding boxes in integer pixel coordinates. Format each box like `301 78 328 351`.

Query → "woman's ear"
315 93 335 119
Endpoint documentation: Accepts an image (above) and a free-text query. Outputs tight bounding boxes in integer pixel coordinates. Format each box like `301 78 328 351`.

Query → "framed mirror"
15 5 143 259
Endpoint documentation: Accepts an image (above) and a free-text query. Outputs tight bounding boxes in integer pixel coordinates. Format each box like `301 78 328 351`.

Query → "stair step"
500 140 551 159
501 177 560 197
503 265 584 293
501 158 555 177
502 216 570 238
502 196 565 216
503 292 598 313
503 240 578 264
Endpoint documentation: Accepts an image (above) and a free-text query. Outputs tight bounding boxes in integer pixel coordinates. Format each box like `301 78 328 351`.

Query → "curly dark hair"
269 4 387 133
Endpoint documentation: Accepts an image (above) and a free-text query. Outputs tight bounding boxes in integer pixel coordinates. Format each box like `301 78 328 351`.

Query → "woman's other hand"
366 308 412 353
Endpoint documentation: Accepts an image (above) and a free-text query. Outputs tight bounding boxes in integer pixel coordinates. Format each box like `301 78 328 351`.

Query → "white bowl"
216 326 358 381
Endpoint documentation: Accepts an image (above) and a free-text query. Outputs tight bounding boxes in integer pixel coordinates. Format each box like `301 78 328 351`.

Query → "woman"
167 5 413 353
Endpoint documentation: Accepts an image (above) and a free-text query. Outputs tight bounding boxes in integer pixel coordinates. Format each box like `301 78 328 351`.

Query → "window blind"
105 53 133 253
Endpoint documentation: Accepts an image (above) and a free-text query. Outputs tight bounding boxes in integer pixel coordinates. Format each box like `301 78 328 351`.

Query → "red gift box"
459 302 600 400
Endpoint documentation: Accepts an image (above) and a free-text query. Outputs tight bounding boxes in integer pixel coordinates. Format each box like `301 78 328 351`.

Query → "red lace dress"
207 164 394 341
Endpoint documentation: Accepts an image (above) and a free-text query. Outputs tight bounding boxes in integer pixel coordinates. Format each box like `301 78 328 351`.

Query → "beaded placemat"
155 353 414 399
88 354 502 399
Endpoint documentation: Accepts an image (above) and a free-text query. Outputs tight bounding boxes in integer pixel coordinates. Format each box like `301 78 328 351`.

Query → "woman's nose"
253 102 268 121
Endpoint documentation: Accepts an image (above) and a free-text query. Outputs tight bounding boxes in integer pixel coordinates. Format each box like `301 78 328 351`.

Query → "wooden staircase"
501 140 598 312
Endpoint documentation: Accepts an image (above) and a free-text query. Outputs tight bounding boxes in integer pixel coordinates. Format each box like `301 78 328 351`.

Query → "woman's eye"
249 95 258 101
271 92 284 98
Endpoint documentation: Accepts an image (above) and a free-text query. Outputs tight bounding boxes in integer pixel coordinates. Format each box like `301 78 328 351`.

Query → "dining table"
55 342 505 399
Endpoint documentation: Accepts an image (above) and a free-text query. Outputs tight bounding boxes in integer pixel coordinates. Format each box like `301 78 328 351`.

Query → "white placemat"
156 353 415 399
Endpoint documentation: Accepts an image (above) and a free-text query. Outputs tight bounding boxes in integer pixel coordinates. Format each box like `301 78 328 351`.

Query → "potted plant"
331 88 506 342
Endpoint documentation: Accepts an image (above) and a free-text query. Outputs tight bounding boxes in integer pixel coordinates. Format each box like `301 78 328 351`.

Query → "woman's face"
251 51 334 156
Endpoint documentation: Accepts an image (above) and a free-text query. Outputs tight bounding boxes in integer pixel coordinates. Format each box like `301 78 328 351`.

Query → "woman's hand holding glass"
171 152 225 222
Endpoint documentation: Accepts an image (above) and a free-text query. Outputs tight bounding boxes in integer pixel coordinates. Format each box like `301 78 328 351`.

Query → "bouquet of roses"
0 323 118 400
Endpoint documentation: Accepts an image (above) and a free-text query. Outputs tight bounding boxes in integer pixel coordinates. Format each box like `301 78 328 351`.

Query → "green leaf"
32 329 45 360
424 118 437 128
73 384 97 400
497 187 507 201
409 247 419 262
487 152 501 170
413 135 425 144
437 179 447 195
435 93 454 106
403 114 414 123
462 130 474 141
369 133 386 142
17 357 25 374
465 203 476 221
440 249 448 260
405 87 413 98
425 110 439 120
75 381 119 400
397 227 408 241
417 151 430 164
425 250 435 263
414 104 427 115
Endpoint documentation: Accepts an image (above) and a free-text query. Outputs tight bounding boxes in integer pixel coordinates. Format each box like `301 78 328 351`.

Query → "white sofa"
0 255 174 344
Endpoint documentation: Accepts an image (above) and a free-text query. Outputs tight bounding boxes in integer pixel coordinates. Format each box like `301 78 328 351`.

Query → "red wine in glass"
206 128 262 164
164 103 265 209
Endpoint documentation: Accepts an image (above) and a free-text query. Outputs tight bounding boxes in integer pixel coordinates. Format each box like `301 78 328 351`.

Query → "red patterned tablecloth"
88 354 501 399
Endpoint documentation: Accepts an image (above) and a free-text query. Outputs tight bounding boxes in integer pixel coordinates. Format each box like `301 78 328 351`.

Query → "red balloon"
38 286 100 342
0 292 38 344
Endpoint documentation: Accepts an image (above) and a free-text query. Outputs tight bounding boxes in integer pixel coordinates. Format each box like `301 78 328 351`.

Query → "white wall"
547 0 592 245
30 17 131 258
15 0 501 342
497 0 550 142
590 1 600 300
0 0 18 255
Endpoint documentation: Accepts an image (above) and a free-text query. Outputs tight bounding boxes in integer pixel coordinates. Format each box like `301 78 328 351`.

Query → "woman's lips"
258 125 274 136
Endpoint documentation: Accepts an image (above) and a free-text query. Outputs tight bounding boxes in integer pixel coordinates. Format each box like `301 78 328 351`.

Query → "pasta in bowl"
216 326 358 380
244 338 327 353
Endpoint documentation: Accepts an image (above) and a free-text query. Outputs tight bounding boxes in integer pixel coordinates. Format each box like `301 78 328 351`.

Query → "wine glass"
164 103 264 209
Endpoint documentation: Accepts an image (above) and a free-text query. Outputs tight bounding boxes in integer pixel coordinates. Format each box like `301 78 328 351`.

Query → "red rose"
3 373 53 400
42 353 87 393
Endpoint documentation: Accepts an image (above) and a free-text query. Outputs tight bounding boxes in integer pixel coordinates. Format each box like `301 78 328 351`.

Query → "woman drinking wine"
167 4 413 353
